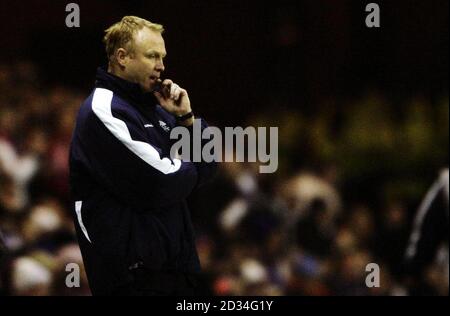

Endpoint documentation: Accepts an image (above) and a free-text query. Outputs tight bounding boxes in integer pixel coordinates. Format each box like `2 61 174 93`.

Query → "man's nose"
155 58 165 72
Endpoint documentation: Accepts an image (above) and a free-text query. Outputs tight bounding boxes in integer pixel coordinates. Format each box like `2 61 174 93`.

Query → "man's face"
122 27 166 92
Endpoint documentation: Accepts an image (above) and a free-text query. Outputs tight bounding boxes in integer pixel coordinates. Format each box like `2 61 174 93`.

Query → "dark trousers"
111 268 199 296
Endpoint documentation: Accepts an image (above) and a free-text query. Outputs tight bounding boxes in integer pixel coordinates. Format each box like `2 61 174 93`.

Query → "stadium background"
0 0 448 295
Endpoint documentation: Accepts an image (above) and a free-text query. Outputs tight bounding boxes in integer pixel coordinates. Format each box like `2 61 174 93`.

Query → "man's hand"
153 79 194 126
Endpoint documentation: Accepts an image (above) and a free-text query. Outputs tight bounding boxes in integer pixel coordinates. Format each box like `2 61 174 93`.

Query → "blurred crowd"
0 61 89 295
0 61 448 296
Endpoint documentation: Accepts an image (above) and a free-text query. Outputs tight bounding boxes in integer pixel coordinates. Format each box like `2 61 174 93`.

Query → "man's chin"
140 83 153 93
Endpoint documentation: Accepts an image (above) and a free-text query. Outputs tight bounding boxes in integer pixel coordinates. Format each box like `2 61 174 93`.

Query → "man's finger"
159 79 172 98
162 79 173 88
170 83 178 95
153 91 164 103
171 84 181 100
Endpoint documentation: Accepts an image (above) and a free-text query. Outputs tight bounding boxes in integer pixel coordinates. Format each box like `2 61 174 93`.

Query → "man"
69 16 217 295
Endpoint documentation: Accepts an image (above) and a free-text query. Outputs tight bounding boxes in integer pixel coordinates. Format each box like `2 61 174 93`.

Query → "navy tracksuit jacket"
69 67 217 295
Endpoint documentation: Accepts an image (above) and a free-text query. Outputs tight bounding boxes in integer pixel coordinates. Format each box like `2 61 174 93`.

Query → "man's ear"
115 48 129 67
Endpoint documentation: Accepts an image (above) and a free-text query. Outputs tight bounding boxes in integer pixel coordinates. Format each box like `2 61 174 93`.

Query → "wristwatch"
176 111 194 122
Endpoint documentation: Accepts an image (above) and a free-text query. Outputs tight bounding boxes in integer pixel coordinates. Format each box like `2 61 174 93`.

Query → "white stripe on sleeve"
405 178 445 260
75 201 92 243
91 88 182 174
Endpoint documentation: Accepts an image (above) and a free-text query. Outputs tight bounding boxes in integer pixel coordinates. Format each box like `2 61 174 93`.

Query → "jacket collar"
94 66 158 108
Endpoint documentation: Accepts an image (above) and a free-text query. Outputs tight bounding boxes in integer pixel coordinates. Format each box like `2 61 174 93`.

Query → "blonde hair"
103 16 164 61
